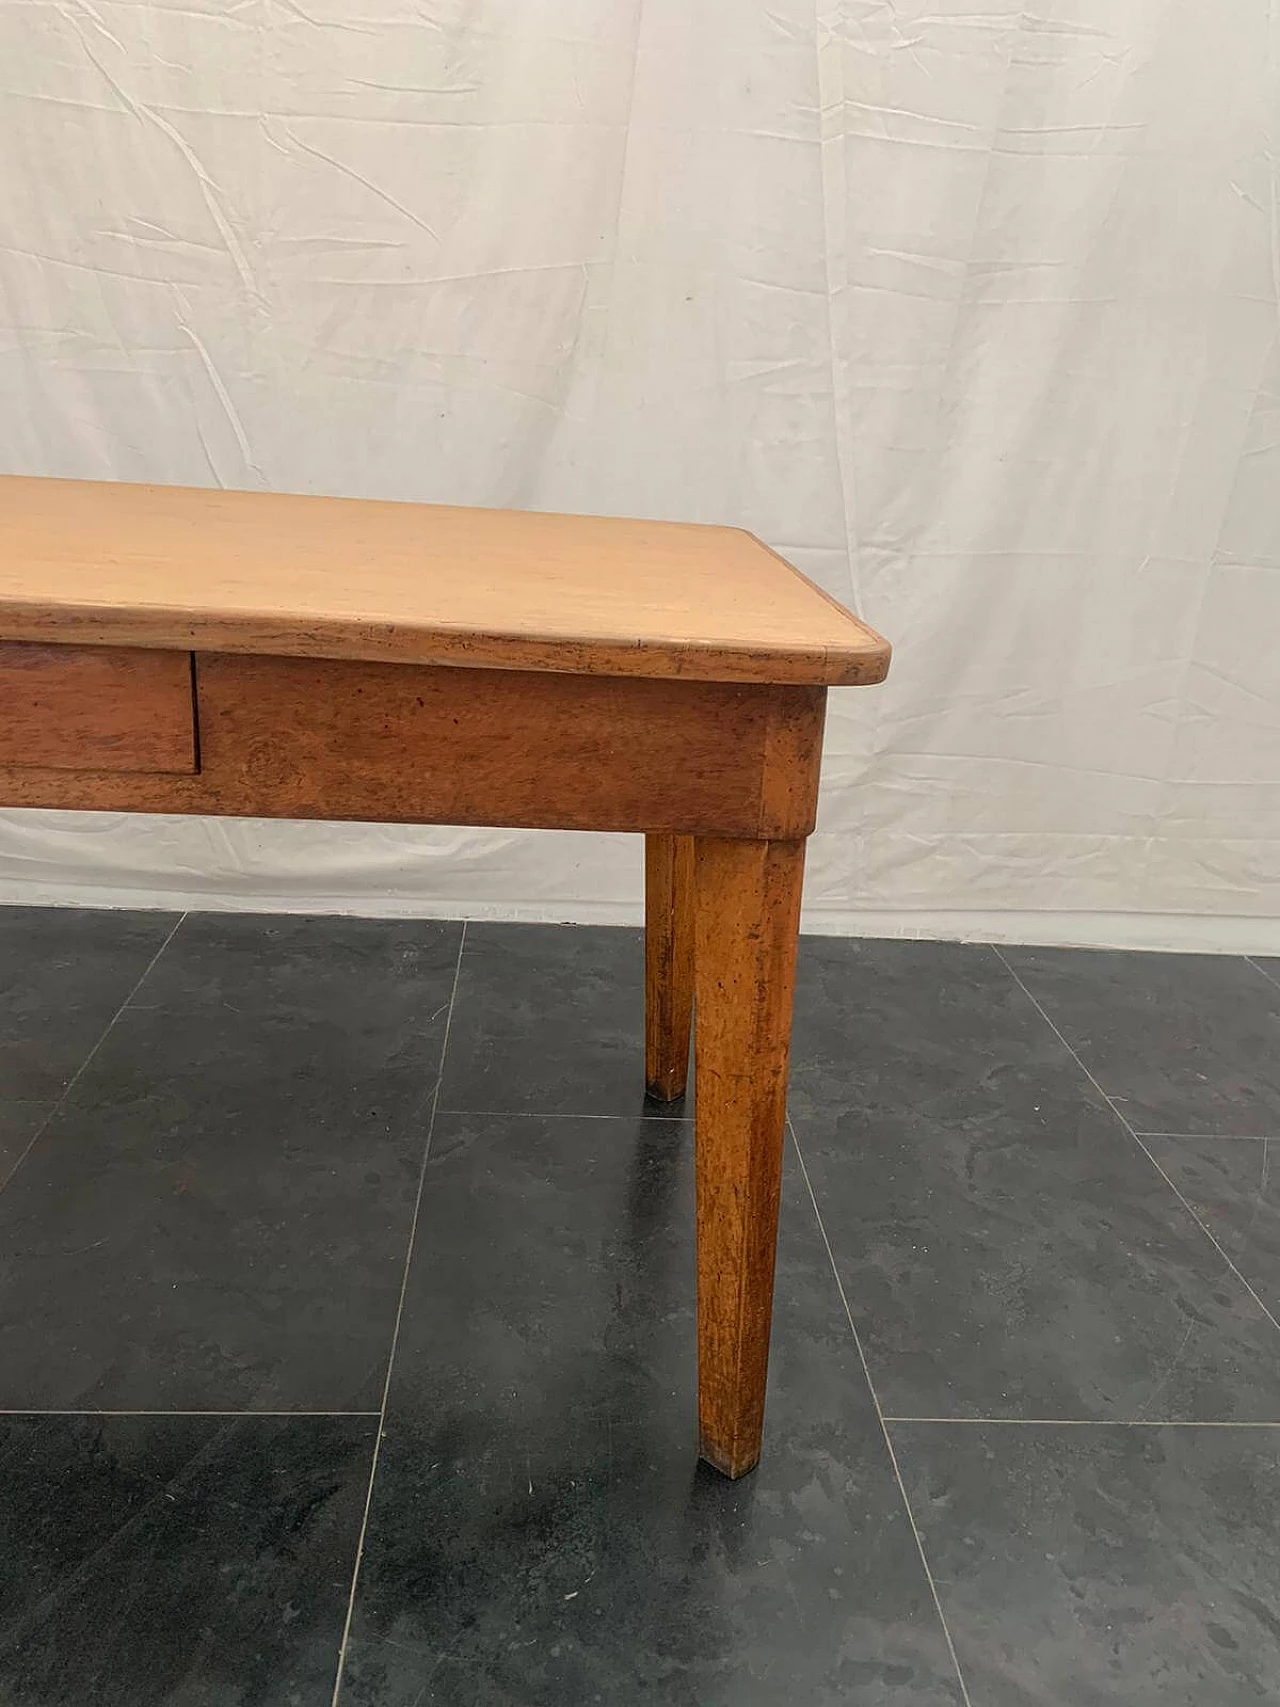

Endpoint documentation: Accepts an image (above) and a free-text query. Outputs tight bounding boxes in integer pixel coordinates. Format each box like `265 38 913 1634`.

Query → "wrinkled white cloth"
1 0 1276 947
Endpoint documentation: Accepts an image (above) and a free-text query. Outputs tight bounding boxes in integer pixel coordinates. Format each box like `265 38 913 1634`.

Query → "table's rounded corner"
828 635 892 687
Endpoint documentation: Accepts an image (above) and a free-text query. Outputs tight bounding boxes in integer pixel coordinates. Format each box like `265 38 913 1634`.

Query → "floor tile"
439 923 666 1117
892 1421 1280 1706
0 1412 375 1707
790 937 1070 1123
0 907 179 1100
1003 946 1280 1136
1144 1136 1280 1318
791 942 1280 1421
0 1102 46 1181
0 914 463 1412
339 1112 963 1707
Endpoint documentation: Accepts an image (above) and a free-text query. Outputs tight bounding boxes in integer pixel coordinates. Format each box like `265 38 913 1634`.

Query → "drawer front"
0 642 197 774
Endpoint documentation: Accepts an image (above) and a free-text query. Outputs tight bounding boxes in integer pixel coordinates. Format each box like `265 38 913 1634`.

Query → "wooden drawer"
0 642 197 774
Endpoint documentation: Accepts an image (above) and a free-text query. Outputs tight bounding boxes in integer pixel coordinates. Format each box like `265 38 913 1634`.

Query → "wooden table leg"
693 835 805 1478
644 833 695 1101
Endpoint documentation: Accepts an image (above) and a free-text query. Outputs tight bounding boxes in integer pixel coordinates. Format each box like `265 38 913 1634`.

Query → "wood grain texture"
693 836 805 1479
0 476 891 687
0 642 196 774
0 655 827 840
644 834 695 1101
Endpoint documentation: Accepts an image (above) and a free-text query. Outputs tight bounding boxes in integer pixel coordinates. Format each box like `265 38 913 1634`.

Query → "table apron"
0 651 827 839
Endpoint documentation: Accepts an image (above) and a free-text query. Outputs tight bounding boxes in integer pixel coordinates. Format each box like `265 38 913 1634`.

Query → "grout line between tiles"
330 920 467 1707
436 1108 687 1121
0 1409 382 1418
992 945 1280 1346
1134 1131 1280 1142
790 1120 974 1707
0 912 187 1200
882 1416 1280 1428
1246 956 1280 995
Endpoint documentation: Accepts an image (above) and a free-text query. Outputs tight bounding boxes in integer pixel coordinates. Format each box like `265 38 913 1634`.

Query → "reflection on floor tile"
0 907 178 1100
892 1421 1280 1706
341 1114 963 1707
0 1413 375 1707
1003 946 1280 1136
0 915 463 1412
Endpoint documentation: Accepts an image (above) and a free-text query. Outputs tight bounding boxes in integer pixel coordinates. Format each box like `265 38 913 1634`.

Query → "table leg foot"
693 835 805 1479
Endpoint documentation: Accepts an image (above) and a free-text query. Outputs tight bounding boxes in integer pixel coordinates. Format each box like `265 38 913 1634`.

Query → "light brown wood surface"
644 834 695 1101
0 654 828 839
0 477 890 687
693 836 805 1479
0 641 196 774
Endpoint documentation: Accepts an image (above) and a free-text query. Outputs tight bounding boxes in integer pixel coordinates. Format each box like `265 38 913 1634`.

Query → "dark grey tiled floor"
892 1420 1280 1707
341 1116 960 1707
0 908 177 1102
0 914 464 1414
1003 946 1280 1137
1142 1136 1280 1318
1 908 1278 1704
439 922 649 1116
0 1101 46 1182
790 940 1280 1424
0 1413 376 1707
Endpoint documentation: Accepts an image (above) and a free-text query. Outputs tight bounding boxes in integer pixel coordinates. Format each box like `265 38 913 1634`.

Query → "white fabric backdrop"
1 0 1277 947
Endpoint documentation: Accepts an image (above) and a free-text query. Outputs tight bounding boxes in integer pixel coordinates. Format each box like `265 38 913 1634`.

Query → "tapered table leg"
644 833 695 1101
692 835 805 1478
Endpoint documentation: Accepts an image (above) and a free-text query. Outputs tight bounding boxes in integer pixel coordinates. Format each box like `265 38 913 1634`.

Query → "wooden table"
0 476 890 1478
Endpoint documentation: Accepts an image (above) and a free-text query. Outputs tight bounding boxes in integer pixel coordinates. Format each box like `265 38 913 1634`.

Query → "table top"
0 476 890 686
